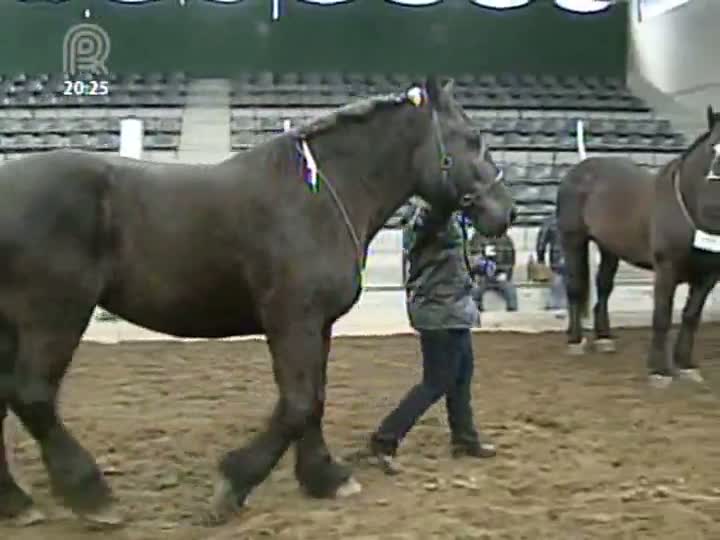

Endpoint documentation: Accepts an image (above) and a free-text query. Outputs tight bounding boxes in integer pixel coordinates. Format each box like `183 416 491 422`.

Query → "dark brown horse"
0 77 515 528
557 106 720 388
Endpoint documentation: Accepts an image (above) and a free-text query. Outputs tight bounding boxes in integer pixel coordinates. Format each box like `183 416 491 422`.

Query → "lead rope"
298 139 366 277
460 217 474 275
316 166 366 271
672 164 696 230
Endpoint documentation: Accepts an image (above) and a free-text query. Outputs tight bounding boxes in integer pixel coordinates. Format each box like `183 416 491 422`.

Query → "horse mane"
680 129 711 160
296 92 411 140
657 156 680 179
678 113 720 160
658 116 720 181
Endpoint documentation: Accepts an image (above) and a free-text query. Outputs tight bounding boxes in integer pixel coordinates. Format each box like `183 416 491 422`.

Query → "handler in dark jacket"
368 200 497 474
536 214 566 310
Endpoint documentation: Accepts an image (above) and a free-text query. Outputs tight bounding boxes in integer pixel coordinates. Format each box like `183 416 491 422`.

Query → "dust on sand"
2 325 720 539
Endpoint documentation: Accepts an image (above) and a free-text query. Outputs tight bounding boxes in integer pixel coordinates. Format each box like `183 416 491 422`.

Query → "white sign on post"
120 117 144 160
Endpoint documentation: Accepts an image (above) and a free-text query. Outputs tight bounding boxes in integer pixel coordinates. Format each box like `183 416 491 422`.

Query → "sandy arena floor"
2 325 720 540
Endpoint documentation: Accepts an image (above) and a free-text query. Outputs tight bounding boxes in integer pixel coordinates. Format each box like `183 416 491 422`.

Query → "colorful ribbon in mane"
297 139 320 193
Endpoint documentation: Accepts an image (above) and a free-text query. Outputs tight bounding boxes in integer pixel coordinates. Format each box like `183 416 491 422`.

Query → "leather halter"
299 102 502 278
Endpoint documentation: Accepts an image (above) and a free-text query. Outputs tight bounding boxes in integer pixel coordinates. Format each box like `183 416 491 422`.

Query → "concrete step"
179 79 231 158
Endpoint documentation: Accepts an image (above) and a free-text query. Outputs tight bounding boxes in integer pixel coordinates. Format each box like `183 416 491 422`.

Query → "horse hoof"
204 475 247 527
567 338 587 355
648 374 673 389
78 506 125 530
335 476 363 498
593 338 616 353
14 507 47 527
676 369 705 384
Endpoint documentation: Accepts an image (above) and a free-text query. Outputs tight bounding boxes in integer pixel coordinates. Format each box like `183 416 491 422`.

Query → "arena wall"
629 0 720 114
1 1 628 77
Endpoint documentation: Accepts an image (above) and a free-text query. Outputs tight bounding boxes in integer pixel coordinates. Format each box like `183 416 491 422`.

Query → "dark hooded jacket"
536 215 565 273
402 202 480 330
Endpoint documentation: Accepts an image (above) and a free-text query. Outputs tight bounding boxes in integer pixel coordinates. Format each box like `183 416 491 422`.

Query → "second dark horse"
557 107 720 388
0 78 515 527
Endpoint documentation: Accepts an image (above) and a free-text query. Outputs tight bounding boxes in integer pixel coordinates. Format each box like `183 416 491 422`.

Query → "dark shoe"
368 436 401 475
451 437 497 459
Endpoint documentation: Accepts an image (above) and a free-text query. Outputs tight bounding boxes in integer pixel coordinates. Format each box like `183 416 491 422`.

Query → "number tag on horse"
693 229 720 252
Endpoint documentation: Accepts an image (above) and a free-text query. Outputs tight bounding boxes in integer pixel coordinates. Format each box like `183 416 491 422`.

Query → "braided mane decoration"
296 90 421 140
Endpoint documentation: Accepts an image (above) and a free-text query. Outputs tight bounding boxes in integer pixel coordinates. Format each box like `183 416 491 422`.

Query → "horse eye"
442 155 453 169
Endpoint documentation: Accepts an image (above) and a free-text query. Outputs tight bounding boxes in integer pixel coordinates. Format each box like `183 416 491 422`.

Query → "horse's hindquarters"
581 168 654 267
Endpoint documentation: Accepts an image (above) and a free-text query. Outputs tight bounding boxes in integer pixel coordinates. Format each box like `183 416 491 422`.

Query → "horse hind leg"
1 409 48 527
673 273 716 385
592 248 619 354
8 311 123 529
0 316 45 526
562 232 590 355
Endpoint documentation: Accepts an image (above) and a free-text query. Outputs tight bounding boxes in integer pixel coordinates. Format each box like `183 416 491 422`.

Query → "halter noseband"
429 108 504 210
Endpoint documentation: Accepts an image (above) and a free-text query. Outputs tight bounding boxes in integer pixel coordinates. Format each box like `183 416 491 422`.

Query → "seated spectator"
468 231 518 312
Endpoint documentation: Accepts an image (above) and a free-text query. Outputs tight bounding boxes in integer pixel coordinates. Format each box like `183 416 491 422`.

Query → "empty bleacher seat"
0 72 187 109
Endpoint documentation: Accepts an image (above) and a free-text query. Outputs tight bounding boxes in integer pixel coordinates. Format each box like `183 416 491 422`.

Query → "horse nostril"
509 207 518 224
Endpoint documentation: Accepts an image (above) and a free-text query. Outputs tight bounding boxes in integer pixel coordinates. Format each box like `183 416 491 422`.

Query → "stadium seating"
0 72 185 155
0 71 188 109
227 71 686 227
0 115 182 154
229 72 646 112
0 70 687 228
229 113 685 153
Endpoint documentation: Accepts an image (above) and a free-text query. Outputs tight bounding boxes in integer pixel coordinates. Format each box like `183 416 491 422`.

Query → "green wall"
0 0 628 77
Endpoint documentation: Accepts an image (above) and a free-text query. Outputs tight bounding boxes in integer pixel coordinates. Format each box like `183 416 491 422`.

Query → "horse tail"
576 119 587 162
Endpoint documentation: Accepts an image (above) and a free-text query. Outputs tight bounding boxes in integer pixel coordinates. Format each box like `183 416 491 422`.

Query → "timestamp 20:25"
63 80 111 97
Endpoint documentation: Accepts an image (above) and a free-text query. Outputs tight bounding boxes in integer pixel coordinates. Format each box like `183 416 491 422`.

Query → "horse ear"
708 105 715 128
442 79 455 97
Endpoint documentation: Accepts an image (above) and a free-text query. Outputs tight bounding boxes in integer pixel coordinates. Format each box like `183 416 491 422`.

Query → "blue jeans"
473 277 518 311
546 271 567 310
372 328 478 453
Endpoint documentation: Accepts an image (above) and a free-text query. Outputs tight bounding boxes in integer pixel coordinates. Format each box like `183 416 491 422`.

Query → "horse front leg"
593 248 619 353
293 323 359 498
647 262 678 388
208 316 358 525
673 273 717 384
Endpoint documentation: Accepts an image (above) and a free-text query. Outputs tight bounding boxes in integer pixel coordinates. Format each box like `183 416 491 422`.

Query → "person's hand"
471 257 495 278
483 259 497 278
495 271 506 282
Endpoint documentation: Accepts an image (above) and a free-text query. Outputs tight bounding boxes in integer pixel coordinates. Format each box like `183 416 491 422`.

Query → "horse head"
412 76 516 237
704 105 720 181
